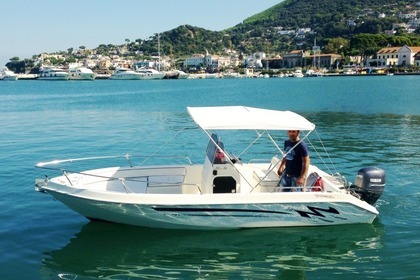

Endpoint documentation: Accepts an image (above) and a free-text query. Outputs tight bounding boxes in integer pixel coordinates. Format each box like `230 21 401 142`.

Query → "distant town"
2 5 420 80
2 42 419 81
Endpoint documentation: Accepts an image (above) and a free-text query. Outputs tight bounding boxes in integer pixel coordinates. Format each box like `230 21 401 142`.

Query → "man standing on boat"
277 130 310 191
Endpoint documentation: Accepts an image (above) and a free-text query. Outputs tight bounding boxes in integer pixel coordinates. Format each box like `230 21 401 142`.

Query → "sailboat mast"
158 33 160 71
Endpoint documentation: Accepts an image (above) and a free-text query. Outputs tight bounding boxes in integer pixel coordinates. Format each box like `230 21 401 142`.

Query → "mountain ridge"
151 0 419 58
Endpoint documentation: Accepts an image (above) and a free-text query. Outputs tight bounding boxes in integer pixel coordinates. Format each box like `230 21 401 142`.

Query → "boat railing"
81 173 202 194
35 155 203 194
35 154 193 171
247 158 273 164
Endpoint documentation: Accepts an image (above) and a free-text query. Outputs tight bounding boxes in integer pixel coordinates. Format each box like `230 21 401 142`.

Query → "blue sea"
1 76 419 279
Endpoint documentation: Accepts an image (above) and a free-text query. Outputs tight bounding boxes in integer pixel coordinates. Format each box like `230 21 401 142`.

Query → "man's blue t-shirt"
284 140 309 177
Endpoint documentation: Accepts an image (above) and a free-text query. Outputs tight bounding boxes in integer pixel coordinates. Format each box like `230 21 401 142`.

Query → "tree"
323 37 349 54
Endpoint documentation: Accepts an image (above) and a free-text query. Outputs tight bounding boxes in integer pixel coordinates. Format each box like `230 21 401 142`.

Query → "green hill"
136 0 419 59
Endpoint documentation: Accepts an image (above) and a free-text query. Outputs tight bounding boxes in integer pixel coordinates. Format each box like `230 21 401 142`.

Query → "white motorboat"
135 68 165 80
35 106 386 230
305 69 324 77
109 68 143 80
38 67 69 80
0 67 18 80
69 67 96 80
205 73 222 79
163 69 190 79
292 69 304 78
223 72 242 79
176 70 190 79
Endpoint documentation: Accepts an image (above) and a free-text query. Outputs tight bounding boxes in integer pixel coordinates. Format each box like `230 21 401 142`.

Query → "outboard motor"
350 167 386 205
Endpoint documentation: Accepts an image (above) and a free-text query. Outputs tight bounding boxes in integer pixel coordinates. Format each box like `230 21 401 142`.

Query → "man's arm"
277 157 286 176
297 156 310 185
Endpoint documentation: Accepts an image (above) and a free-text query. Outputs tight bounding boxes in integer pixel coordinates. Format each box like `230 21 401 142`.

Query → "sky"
0 0 281 68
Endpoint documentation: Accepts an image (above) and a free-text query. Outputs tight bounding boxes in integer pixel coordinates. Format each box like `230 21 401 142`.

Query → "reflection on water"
41 221 384 279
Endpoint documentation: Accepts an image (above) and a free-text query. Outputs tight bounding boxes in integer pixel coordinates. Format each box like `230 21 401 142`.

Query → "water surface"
0 76 419 279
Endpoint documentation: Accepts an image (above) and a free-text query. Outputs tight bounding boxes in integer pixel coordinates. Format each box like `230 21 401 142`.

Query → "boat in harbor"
135 68 165 80
305 69 324 77
292 69 304 78
38 67 69 80
175 70 189 79
69 67 96 80
109 68 143 80
35 106 386 230
163 69 190 79
223 72 242 79
0 67 18 81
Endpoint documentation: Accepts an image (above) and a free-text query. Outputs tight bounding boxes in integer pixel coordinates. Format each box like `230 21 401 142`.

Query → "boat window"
206 133 225 164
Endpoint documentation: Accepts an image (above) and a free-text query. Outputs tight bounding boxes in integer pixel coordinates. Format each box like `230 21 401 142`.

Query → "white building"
183 54 205 68
376 45 420 67
244 52 266 68
183 51 234 70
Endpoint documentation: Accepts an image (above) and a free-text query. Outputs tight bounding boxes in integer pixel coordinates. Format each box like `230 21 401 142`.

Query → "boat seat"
253 169 279 184
253 169 280 193
251 156 282 192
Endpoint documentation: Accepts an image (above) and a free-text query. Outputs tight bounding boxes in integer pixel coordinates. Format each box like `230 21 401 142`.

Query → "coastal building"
307 54 341 69
398 46 420 66
376 45 420 67
183 54 205 69
262 57 283 69
183 51 237 71
209 55 231 70
244 52 265 69
414 52 420 66
376 47 400 66
282 50 309 68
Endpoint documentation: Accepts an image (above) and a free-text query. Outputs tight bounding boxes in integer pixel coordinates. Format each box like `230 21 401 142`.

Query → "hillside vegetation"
129 0 420 60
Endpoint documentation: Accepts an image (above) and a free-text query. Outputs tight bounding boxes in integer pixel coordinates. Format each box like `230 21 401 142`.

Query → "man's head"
287 130 300 142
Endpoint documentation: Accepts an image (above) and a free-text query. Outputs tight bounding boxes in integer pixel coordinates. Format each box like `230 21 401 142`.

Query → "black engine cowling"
350 167 386 205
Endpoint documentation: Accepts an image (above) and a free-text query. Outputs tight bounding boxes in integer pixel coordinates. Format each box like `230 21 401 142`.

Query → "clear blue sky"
0 0 281 68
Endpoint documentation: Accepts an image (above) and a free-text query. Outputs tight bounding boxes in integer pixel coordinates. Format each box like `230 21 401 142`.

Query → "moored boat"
292 69 304 78
38 67 69 80
69 67 96 80
305 69 324 77
109 68 143 80
35 106 386 230
135 68 165 80
0 67 18 81
163 70 190 79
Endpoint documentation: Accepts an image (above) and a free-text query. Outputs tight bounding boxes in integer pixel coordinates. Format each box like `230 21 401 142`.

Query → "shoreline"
8 71 420 81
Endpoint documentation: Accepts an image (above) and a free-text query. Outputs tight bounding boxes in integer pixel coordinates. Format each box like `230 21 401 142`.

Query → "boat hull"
109 74 143 80
43 186 378 230
38 75 69 80
69 73 95 80
1 76 18 81
68 76 95 80
137 74 165 80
